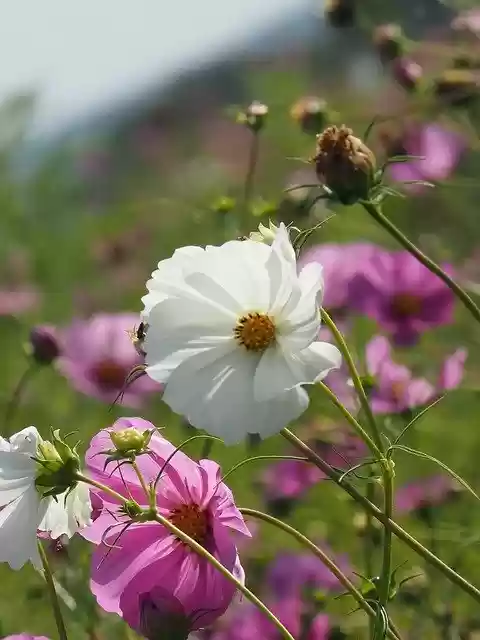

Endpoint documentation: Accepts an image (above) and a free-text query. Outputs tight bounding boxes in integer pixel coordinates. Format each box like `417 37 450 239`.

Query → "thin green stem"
240 130 260 232
131 460 153 507
152 513 294 640
76 473 293 640
38 541 68 640
375 472 394 639
361 199 480 325
317 380 382 459
240 508 401 640
4 363 38 435
321 309 383 452
281 428 480 604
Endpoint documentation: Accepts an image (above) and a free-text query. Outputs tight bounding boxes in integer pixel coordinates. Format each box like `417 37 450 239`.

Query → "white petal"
0 487 42 569
266 228 298 318
162 348 309 443
0 451 36 506
254 342 341 402
8 427 41 455
39 483 92 540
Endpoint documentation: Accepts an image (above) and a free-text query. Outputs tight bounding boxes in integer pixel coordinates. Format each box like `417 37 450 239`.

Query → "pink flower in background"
3 636 49 640
58 313 158 407
298 243 375 321
0 288 40 316
210 598 330 640
267 546 352 597
365 336 467 414
84 418 250 617
349 248 455 345
396 475 462 514
389 124 464 189
452 9 480 37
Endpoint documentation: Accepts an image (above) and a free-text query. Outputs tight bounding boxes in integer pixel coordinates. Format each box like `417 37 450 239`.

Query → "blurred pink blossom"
0 288 40 316
396 475 462 514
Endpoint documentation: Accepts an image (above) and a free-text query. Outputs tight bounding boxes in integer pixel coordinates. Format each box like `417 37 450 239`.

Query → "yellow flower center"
391 293 422 318
234 312 276 352
169 504 208 544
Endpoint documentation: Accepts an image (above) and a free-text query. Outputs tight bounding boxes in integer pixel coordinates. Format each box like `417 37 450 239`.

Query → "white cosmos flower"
0 427 92 570
142 223 341 444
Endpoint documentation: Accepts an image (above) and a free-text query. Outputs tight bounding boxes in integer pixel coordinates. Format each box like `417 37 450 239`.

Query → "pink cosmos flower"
365 336 467 414
267 546 352 597
83 418 250 617
349 248 455 345
0 288 40 316
298 243 375 322
3 636 49 640
58 313 158 407
209 598 330 640
389 123 464 190
396 475 462 514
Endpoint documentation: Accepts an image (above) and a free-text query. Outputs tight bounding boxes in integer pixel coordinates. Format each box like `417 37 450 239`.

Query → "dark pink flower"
210 598 330 640
365 336 466 414
349 248 455 345
299 243 375 321
29 325 62 365
0 288 40 316
396 475 462 514
83 418 250 617
58 313 158 407
267 546 352 597
389 124 464 189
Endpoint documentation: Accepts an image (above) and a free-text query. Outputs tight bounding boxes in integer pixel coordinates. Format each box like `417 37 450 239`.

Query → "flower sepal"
34 429 82 498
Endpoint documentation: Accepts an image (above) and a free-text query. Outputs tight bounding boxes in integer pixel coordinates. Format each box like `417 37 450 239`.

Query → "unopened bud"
35 430 81 497
110 427 152 455
434 68 479 107
325 0 355 28
392 58 423 91
373 23 404 62
249 220 281 244
237 101 268 132
313 125 377 204
291 96 329 135
29 325 61 365
211 196 236 215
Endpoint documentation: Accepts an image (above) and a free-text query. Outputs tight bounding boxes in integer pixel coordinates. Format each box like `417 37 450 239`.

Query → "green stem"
131 460 155 509
361 199 480 325
375 471 394 639
4 363 38 435
321 309 383 452
38 541 68 640
76 473 294 640
152 512 294 640
281 428 480 604
240 508 401 640
317 380 382 460
241 130 260 232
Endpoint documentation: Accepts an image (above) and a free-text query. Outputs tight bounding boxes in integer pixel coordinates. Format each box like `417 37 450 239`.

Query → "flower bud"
392 58 423 91
373 23 404 62
325 0 355 28
35 430 81 497
290 97 329 135
313 125 377 204
237 101 268 132
110 427 152 455
28 325 61 365
211 196 236 215
249 220 283 244
434 68 479 107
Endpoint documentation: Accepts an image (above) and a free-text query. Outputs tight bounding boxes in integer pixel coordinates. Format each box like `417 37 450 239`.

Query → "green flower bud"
35 430 81 497
237 101 268 133
110 427 152 455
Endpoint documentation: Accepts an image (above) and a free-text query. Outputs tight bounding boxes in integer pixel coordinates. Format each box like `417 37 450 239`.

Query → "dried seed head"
313 125 377 204
291 96 329 135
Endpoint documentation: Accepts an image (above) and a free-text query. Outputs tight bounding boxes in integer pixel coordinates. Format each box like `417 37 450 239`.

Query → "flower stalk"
38 541 69 640
361 199 480 325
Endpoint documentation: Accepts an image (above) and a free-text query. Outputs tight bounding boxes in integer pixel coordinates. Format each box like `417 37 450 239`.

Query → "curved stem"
317 380 382 459
281 428 480 603
38 541 68 640
152 512 294 640
239 508 401 640
4 363 38 434
321 309 383 452
75 473 294 640
361 199 480 325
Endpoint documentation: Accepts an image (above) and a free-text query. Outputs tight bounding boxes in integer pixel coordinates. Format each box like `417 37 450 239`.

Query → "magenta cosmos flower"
349 248 455 345
83 417 250 617
389 123 464 190
58 313 158 407
3 637 49 640
210 598 330 640
298 243 375 322
366 335 466 414
267 546 352 597
396 475 462 515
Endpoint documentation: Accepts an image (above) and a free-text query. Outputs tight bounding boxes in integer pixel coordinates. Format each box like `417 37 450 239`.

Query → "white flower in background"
249 220 283 245
0 427 92 570
142 224 341 444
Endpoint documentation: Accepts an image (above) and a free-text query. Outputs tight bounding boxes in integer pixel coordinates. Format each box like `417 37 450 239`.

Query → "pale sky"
0 0 308 135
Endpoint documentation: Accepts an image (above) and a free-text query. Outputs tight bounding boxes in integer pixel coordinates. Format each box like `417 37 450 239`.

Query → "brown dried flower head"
290 96 328 135
313 125 376 204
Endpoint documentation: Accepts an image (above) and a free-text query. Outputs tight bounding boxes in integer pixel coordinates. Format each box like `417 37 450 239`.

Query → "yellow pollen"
169 504 208 544
234 312 276 352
